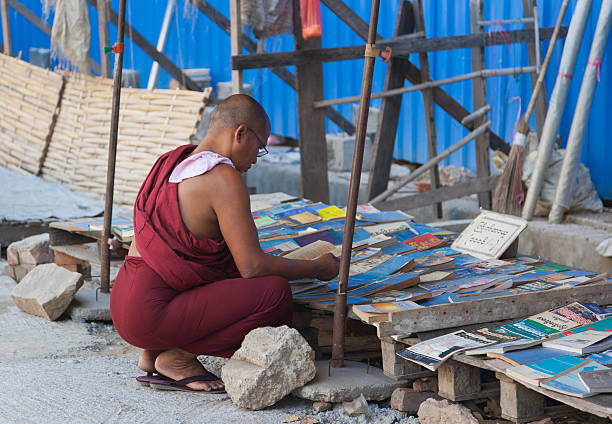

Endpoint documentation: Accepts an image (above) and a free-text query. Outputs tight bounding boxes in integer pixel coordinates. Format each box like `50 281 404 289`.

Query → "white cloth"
168 151 234 183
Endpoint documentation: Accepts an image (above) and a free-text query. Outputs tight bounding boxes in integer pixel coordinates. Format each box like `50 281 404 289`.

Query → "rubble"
11 263 83 321
391 388 442 414
5 234 53 282
417 398 478 424
221 325 316 410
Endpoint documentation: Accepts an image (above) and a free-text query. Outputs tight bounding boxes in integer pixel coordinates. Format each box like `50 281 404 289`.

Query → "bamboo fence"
0 54 64 175
0 57 207 208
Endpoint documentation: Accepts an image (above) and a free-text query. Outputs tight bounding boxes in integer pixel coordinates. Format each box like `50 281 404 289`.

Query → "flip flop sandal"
135 372 172 387
149 373 226 394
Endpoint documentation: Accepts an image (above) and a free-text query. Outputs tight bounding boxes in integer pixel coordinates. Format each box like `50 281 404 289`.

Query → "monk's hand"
107 236 122 251
314 253 340 281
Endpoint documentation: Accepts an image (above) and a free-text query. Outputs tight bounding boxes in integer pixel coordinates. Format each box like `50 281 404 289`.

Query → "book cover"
578 369 612 394
506 355 586 386
354 300 421 314
317 205 346 221
357 210 413 223
552 302 602 326
542 330 612 354
588 349 612 366
465 338 542 356
541 361 608 398
403 233 444 251
488 346 577 366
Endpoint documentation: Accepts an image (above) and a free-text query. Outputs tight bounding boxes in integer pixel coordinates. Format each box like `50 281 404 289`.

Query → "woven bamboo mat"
0 54 64 175
41 72 208 207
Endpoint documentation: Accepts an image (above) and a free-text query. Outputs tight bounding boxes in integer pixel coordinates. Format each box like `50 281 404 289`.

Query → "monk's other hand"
315 253 341 281
107 236 122 251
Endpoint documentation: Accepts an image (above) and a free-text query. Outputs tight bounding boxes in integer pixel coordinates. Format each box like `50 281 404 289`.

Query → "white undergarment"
168 151 235 183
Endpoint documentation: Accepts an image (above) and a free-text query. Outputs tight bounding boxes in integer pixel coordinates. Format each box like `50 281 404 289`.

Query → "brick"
413 377 438 393
53 251 86 266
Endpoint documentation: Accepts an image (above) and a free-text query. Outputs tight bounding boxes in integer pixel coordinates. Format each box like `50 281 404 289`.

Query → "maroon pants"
110 257 293 358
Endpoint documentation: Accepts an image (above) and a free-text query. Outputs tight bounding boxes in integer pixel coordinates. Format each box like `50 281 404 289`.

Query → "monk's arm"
211 167 335 280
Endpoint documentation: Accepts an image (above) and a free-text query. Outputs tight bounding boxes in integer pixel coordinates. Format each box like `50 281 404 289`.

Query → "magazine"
542 330 612 354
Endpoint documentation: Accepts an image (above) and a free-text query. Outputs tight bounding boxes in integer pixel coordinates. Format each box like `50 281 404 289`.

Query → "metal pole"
147 0 175 90
100 0 127 293
1 0 12 56
522 0 592 221
97 0 111 77
331 0 381 369
549 0 611 224
371 121 491 204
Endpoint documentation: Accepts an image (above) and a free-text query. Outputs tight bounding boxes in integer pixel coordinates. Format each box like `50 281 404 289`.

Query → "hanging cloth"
50 0 91 74
241 0 294 39
300 0 322 39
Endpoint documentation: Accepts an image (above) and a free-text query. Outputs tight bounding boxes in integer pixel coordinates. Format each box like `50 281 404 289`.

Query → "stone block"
412 377 438 393
221 325 316 410
390 388 441 414
216 81 253 101
7 233 52 265
326 133 372 172
417 398 479 424
352 104 379 134
4 263 36 282
11 263 83 321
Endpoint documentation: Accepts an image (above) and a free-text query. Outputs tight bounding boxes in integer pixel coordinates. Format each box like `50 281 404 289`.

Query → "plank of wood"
96 0 111 78
376 175 498 211
189 0 354 134
85 0 198 90
293 0 329 203
415 0 441 218
229 0 243 93
367 0 413 201
231 27 567 70
7 0 101 74
522 0 548 140
319 0 510 154
469 0 491 210
377 280 612 337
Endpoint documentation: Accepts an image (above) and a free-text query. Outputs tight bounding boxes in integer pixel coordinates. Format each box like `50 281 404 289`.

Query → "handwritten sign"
451 211 527 259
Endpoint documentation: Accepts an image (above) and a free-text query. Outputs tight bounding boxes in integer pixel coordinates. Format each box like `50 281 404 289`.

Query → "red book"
403 233 444 251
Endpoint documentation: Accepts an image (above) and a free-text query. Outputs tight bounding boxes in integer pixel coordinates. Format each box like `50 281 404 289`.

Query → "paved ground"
0 262 416 424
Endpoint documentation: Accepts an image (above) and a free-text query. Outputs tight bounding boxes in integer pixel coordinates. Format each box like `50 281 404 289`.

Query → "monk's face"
232 123 270 173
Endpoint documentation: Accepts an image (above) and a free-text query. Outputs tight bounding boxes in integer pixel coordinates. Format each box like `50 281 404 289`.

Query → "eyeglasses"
246 127 269 157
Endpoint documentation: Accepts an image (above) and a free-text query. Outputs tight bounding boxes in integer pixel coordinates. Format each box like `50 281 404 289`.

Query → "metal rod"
96 0 111 77
100 0 127 293
478 17 534 26
549 0 612 224
533 4 542 73
522 0 592 221
1 0 12 56
461 104 491 126
391 31 425 42
331 0 381 369
313 66 536 108
147 0 175 89
371 121 491 204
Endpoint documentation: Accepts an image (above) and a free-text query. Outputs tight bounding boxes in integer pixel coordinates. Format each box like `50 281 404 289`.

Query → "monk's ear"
234 124 247 144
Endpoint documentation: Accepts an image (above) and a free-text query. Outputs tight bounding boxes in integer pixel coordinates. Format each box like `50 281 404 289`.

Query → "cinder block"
326 133 372 172
352 104 380 134
216 81 253 101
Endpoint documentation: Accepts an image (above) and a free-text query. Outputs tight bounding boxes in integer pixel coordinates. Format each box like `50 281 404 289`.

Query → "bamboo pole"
461 104 490 126
549 0 611 224
1 0 12 56
522 0 592 221
313 66 536 108
100 0 127 293
147 0 175 90
371 121 491 204
331 0 381 369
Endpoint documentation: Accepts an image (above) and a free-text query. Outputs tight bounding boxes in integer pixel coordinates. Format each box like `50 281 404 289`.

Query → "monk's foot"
138 349 165 373
154 348 224 392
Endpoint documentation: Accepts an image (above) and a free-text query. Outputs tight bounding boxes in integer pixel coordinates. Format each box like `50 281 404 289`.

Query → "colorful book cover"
413 253 455 269
535 264 570 272
552 302 601 326
253 215 277 229
358 210 413 223
516 281 560 292
351 248 381 263
380 243 416 255
541 361 608 398
355 300 421 314
287 211 321 225
317 205 346 220
588 349 612 366
489 346 576 366
294 229 343 247
506 355 586 386
403 233 444 251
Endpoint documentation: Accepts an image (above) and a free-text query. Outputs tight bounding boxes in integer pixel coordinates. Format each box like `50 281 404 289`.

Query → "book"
578 369 612 394
588 349 612 366
351 247 381 263
542 330 612 354
253 215 277 229
353 301 421 324
287 211 321 225
488 346 578 366
403 233 444 251
283 240 335 260
111 224 134 242
294 229 343 247
413 253 455 270
357 210 413 223
541 360 608 398
397 330 497 371
465 338 543 356
364 222 411 236
506 355 587 386
551 302 602 326
317 205 346 221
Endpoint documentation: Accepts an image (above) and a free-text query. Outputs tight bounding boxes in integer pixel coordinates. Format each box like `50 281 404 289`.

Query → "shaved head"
209 94 270 137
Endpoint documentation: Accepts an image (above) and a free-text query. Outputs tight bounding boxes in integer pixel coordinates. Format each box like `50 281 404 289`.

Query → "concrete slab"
292 360 406 403
68 288 111 322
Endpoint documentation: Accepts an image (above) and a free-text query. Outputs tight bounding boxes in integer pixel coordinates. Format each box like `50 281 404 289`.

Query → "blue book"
358 211 412 222
489 346 577 366
418 294 452 306
506 355 587 386
381 243 416 255
541 361 608 398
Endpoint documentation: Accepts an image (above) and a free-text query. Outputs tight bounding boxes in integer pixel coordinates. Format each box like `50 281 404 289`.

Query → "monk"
110 94 340 392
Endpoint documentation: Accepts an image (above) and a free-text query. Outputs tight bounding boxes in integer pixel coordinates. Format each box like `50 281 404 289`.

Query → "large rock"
390 388 442 414
7 233 52 265
11 263 83 321
221 325 316 410
417 398 479 424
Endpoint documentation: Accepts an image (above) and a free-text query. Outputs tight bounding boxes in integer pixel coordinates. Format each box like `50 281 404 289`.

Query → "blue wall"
3 0 611 199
